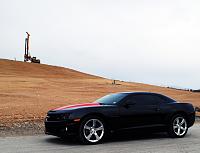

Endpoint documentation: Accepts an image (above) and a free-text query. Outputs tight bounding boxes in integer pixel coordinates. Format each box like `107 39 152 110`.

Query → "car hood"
53 102 101 111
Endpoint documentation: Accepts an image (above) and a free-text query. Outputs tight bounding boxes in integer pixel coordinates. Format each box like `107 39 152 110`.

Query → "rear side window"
153 94 176 103
126 94 175 105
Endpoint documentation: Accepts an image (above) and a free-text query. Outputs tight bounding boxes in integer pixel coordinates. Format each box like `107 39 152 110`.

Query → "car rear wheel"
79 116 105 144
168 114 188 138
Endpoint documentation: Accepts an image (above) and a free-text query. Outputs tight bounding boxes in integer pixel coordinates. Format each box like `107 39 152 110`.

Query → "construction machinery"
24 32 40 63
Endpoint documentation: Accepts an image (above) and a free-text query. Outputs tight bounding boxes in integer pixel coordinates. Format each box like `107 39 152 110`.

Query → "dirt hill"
0 59 199 126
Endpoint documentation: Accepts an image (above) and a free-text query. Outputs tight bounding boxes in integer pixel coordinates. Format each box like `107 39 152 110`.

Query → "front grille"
46 114 63 121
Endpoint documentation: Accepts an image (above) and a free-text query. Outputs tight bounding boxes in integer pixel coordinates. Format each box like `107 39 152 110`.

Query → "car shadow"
45 136 80 146
44 129 170 145
106 131 169 143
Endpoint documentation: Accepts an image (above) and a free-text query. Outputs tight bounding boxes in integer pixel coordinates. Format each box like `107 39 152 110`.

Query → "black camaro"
45 92 195 144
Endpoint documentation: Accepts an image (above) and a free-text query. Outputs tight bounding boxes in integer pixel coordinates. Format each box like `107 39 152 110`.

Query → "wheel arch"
167 111 189 123
80 113 110 128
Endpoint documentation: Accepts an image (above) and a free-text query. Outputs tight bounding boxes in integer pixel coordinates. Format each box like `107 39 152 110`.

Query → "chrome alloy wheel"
83 119 104 143
173 117 187 136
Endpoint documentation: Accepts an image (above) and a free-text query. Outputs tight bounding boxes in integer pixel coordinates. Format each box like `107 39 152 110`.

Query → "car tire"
168 114 188 138
79 116 106 144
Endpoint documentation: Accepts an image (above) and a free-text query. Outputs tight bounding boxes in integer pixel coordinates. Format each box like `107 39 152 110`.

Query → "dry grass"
0 59 199 126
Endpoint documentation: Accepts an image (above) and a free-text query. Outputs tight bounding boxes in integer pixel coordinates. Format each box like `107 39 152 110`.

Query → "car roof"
116 92 160 95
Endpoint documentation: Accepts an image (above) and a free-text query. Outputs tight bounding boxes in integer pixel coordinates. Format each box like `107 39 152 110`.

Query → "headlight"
45 113 70 121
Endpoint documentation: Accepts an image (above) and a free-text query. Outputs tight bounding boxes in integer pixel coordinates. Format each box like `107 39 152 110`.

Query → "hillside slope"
0 59 199 125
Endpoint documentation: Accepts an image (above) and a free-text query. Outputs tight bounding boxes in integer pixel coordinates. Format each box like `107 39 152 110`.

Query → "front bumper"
45 120 80 137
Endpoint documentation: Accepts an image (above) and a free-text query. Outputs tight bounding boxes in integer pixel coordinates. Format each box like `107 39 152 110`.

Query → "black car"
45 92 195 144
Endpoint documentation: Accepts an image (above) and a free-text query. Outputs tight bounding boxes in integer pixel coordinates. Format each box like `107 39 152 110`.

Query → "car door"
119 93 162 129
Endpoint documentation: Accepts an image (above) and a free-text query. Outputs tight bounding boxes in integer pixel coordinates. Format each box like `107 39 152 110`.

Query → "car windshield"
95 93 128 105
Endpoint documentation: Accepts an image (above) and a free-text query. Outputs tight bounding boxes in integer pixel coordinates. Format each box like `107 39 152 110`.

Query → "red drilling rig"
24 32 40 63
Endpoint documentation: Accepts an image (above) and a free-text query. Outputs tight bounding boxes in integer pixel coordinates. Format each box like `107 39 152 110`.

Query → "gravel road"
0 123 200 153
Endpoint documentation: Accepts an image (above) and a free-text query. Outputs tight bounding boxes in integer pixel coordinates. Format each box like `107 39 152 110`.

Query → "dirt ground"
0 59 199 128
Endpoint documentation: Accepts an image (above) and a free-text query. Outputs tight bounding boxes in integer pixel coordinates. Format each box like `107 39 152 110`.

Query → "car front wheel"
79 116 106 144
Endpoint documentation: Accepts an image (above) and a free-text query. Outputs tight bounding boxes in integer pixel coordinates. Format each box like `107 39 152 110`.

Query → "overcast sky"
1 0 200 89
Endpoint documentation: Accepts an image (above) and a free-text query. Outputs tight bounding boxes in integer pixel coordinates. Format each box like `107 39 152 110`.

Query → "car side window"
124 96 136 105
126 94 158 105
150 94 166 104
